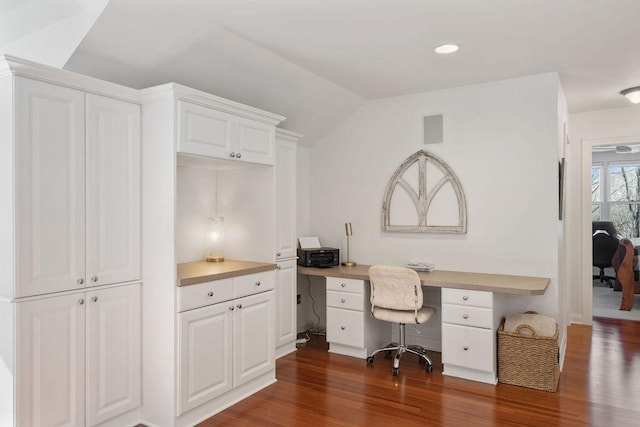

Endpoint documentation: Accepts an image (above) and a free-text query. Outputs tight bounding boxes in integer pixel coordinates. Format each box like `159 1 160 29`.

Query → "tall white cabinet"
140 83 285 426
274 129 302 358
0 56 142 427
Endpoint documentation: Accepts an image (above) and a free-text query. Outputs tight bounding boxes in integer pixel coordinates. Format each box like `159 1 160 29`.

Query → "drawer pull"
341 326 346 330
341 298 346 303
276 252 281 257
237 303 242 309
236 153 242 159
341 283 346 288
91 276 98 283
462 314 469 319
255 281 261 286
229 306 234 311
77 278 84 285
78 298 85 305
207 291 214 297
230 152 236 158
91 296 98 303
462 295 468 301
463 346 469 351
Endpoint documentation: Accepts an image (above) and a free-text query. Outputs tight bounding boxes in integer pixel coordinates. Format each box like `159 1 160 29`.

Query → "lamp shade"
621 86 640 104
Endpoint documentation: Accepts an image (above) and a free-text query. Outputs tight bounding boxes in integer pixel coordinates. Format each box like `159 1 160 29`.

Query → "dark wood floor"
200 318 640 426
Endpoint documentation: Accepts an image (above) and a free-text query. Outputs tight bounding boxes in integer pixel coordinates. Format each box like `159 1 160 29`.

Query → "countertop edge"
178 262 277 286
297 266 550 296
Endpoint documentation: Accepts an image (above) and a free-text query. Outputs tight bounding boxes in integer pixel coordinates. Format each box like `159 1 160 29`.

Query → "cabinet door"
275 260 297 352
177 302 233 416
86 284 141 425
235 117 275 165
233 290 275 387
442 323 495 372
274 139 297 260
17 293 86 427
15 77 86 298
86 94 141 287
177 100 233 159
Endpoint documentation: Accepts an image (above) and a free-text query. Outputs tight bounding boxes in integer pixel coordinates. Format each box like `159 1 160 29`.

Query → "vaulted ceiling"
3 0 640 145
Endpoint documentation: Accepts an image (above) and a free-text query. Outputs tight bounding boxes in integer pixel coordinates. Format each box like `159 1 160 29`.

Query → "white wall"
566 105 640 323
304 73 564 330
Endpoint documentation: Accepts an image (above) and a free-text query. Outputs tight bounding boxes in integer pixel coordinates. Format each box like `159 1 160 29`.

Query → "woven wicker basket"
497 322 559 392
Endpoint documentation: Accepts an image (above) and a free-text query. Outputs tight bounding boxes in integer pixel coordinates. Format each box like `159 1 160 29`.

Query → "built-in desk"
298 265 550 384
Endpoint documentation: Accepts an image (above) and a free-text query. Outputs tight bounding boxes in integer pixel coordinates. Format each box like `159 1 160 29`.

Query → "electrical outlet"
297 294 301 304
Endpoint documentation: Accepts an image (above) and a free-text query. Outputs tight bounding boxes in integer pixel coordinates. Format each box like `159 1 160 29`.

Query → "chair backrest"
592 221 621 239
369 265 422 311
592 231 620 268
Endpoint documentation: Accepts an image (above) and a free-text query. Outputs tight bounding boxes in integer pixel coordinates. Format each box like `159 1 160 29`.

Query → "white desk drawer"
327 307 364 347
178 279 234 312
442 304 493 329
442 323 494 372
326 277 364 294
234 271 275 298
442 288 493 308
327 290 364 311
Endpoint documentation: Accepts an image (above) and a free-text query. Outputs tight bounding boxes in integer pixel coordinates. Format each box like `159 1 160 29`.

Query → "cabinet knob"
341 326 346 330
91 276 98 283
236 153 241 159
91 296 98 302
341 283 346 288
207 291 214 297
78 299 85 305
78 278 84 285
462 314 469 319
276 265 281 269
237 303 242 309
255 281 261 286
341 299 346 303
462 295 468 301
229 306 234 311
276 252 281 257
463 346 469 351
230 152 236 158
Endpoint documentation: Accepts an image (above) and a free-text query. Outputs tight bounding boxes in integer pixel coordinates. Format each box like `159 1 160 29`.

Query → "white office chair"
366 265 436 376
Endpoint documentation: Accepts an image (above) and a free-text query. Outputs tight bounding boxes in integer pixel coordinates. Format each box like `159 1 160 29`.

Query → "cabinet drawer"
178 279 234 312
327 307 363 347
327 290 364 311
442 304 493 329
442 323 494 372
326 277 365 294
442 288 493 308
234 271 275 298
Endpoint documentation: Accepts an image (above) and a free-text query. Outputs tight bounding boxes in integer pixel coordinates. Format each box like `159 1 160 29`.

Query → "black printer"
297 247 339 267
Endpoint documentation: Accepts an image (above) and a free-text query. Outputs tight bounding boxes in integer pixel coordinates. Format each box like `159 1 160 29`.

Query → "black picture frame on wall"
559 157 565 220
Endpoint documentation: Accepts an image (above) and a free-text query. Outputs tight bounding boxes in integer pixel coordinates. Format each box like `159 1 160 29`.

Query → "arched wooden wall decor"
382 150 467 233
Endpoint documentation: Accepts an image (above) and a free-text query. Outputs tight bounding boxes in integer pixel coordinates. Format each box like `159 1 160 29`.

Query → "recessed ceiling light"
434 44 459 54
621 86 640 104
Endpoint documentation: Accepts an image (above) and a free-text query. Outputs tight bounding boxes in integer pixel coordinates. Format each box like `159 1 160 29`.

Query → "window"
592 166 601 221
608 164 640 238
593 161 640 238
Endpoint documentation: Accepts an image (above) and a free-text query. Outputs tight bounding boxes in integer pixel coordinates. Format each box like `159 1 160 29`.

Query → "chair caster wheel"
366 356 374 365
425 364 433 373
392 367 399 376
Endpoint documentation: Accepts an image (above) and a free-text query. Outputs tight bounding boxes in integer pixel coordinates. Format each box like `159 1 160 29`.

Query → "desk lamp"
342 222 356 267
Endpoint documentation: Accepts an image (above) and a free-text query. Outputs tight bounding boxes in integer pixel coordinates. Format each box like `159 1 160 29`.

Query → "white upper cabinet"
86 94 141 288
15 78 87 298
177 97 280 165
9 77 141 298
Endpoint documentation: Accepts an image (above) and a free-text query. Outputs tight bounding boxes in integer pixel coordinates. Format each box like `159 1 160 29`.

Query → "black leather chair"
592 222 621 287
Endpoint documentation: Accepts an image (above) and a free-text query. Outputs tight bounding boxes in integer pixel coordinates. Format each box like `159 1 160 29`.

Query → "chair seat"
372 306 435 324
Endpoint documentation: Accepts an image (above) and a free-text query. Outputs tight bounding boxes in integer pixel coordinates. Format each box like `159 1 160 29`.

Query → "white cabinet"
441 288 505 384
176 271 275 418
15 77 86 298
275 259 297 358
14 283 141 427
86 285 141 426
17 293 86 427
325 277 389 359
274 130 299 261
11 77 140 299
178 100 275 165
